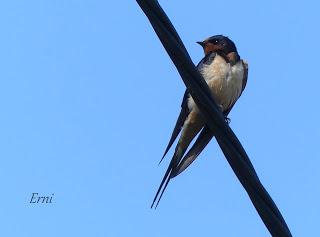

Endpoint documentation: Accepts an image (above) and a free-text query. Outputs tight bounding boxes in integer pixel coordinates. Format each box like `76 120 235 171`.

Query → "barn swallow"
151 35 248 208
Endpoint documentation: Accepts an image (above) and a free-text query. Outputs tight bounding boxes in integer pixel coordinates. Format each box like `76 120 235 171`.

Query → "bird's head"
197 35 238 56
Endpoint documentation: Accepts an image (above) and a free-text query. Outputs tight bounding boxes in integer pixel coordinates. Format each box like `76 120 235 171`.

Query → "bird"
151 35 248 208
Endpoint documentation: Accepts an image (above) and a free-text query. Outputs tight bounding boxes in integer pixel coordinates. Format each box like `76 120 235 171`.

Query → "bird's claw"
224 116 231 124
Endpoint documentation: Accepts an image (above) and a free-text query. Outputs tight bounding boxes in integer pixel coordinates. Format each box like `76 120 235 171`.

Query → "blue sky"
0 0 319 236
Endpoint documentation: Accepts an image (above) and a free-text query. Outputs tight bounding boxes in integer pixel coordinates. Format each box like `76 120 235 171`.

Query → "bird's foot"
224 116 231 124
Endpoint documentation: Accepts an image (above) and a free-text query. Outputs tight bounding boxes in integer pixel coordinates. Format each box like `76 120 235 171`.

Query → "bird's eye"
211 39 219 45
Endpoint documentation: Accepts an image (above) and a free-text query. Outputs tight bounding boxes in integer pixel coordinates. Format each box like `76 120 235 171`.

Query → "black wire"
136 0 292 236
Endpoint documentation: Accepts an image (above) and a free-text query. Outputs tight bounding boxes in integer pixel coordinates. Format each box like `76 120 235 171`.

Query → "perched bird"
151 35 248 208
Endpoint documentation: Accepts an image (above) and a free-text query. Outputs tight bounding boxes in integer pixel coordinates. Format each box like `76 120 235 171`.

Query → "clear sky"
0 0 319 236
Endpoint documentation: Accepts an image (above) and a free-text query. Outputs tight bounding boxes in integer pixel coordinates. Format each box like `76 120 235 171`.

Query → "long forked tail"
151 111 203 208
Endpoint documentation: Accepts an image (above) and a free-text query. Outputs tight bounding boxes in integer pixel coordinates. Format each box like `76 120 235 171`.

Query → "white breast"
188 55 244 112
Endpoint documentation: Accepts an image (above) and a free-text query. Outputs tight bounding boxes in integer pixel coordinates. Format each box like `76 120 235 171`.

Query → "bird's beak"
197 41 205 47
